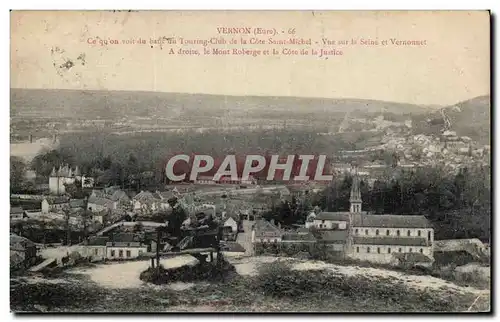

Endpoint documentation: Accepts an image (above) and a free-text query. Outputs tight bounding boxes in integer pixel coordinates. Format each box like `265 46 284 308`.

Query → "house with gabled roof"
87 195 116 213
132 190 171 213
10 206 26 221
41 197 70 214
106 233 147 260
251 219 283 243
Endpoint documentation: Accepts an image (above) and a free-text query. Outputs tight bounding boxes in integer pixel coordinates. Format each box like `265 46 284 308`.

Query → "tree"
10 156 26 192
30 150 74 178
62 204 72 246
64 182 78 197
166 201 187 237
79 206 93 240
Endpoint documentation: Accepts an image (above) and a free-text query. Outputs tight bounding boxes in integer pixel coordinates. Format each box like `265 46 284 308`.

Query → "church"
306 170 435 265
49 164 82 195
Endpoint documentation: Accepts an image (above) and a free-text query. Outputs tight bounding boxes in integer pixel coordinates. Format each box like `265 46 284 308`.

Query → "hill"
10 88 432 121
412 95 490 144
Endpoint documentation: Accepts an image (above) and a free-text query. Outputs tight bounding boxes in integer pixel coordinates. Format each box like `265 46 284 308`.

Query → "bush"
139 265 170 285
140 256 236 285
251 261 477 311
253 261 318 298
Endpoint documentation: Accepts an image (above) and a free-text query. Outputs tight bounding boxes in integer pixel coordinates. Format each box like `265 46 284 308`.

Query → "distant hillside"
412 95 490 144
10 88 432 121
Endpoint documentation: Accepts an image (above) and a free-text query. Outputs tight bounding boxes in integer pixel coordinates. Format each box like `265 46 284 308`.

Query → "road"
236 220 254 257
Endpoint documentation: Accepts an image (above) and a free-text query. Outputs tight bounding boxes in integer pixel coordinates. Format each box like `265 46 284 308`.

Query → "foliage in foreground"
251 261 483 312
140 257 236 285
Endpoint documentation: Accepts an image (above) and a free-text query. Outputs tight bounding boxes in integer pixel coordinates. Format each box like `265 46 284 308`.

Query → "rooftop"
352 214 431 229
10 206 24 214
88 195 114 207
315 212 350 221
353 237 428 246
282 232 316 241
317 230 349 243
46 197 70 205
253 219 282 237
87 236 109 246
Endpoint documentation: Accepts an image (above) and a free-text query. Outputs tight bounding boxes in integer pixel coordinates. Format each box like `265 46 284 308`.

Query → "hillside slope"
11 88 432 121
412 95 490 144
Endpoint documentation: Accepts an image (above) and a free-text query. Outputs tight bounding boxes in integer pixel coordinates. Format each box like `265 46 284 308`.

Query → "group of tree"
262 195 313 228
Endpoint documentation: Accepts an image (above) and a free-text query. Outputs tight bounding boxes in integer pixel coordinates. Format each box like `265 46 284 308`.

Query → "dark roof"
352 214 431 228
110 190 130 202
88 195 114 207
107 241 144 247
112 233 137 243
297 227 310 233
47 197 70 205
88 236 109 246
315 212 350 221
70 199 86 208
392 252 433 263
282 233 316 241
104 186 122 195
353 237 428 246
317 230 349 243
254 220 282 237
10 206 24 214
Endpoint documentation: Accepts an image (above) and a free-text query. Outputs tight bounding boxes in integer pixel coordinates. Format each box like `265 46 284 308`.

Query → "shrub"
251 261 477 311
140 256 236 285
253 261 319 298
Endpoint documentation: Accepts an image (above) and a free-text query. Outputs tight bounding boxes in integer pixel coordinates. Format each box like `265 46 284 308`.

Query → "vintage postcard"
10 10 491 313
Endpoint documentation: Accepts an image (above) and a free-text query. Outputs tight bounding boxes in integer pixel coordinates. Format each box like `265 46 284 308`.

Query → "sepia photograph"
9 10 491 313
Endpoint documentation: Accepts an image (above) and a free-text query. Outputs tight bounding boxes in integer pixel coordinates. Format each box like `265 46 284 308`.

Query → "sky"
10 11 490 106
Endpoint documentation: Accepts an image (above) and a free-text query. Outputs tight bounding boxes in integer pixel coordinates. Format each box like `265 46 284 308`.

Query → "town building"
223 216 238 233
254 167 436 266
83 234 148 261
83 237 109 262
251 220 282 243
132 190 171 213
306 169 435 265
49 164 82 195
41 197 70 214
87 195 117 213
10 206 25 221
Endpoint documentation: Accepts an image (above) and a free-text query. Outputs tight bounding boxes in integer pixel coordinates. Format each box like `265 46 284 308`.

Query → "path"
236 220 254 256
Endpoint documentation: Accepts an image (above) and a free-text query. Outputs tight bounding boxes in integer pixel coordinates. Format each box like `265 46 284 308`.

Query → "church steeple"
349 165 362 213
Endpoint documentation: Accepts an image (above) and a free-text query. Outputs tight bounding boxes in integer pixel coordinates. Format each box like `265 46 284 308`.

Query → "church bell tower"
349 166 362 213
